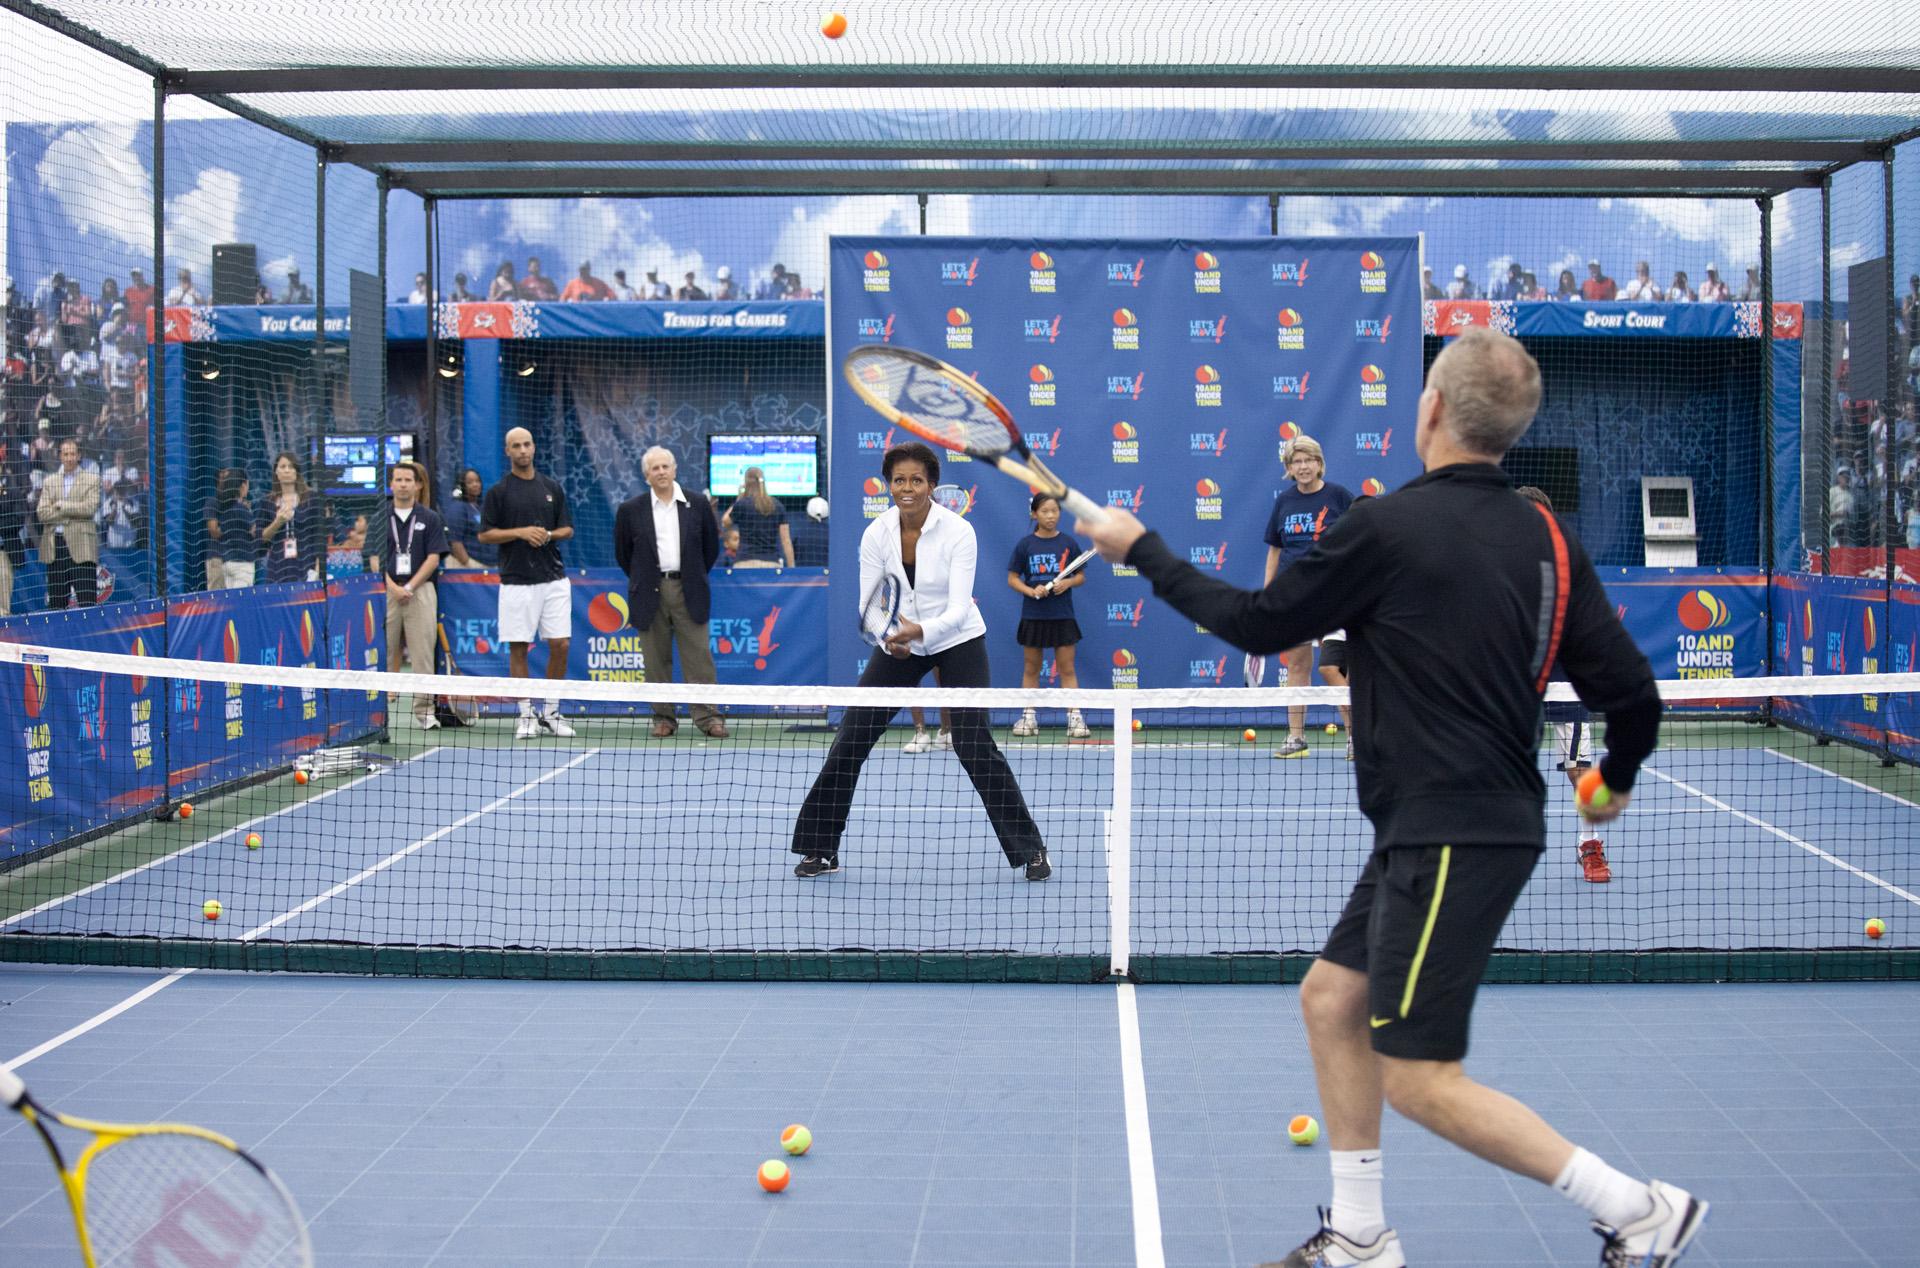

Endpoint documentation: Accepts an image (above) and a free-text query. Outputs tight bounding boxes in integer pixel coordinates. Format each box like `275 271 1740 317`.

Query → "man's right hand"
1075 506 1148 562
523 525 550 547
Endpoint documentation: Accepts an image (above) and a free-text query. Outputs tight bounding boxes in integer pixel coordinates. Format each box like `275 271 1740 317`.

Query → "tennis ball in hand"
758 1159 790 1191
245 832 263 850
820 11 847 37
1243 729 1257 742
1867 918 1887 939
1288 1114 1320 1145
782 1124 812 1155
1576 769 1612 817
202 899 222 921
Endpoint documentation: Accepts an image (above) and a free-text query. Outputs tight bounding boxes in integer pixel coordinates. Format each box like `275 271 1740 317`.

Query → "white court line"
1115 981 1165 1268
2 750 596 1071
1645 765 1920 909
0 746 447 929
1765 747 1920 810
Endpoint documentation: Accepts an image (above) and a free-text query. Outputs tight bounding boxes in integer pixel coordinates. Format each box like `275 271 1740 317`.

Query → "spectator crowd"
1423 259 1763 304
412 258 817 304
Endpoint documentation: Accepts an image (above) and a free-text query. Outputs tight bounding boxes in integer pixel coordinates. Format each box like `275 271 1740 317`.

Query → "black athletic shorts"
1319 638 1348 674
1319 845 1539 1062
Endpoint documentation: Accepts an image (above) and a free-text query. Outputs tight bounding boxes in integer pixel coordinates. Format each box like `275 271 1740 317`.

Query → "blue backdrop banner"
1771 573 1919 755
827 236 1422 688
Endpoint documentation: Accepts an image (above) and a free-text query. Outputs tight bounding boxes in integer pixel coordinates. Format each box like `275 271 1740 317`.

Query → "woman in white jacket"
790 442 1049 881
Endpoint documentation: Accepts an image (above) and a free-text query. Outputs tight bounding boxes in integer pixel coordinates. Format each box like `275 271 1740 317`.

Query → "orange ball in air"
820 11 847 38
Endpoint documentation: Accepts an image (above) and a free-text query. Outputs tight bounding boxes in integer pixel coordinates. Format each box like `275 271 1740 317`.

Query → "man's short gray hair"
641 445 676 469
1427 327 1541 458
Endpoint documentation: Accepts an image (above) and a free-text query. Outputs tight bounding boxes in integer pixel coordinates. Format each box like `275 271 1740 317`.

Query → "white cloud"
164 169 243 284
1276 196 1408 238
36 123 152 255
766 197 919 291
1619 198 1764 274
497 198 708 290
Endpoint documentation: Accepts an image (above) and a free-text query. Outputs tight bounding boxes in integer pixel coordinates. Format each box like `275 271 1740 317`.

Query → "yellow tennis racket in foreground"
3 1065 311 1268
843 346 1109 525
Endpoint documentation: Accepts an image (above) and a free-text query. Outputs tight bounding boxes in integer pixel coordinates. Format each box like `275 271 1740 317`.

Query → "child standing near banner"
1007 493 1090 739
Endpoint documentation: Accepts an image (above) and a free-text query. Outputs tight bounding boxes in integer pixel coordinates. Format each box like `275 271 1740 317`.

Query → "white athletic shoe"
540 711 577 739
1011 709 1039 737
1067 709 1090 739
903 727 934 754
1258 1210 1405 1268
1593 1181 1709 1268
415 713 441 731
933 730 953 751
515 713 542 740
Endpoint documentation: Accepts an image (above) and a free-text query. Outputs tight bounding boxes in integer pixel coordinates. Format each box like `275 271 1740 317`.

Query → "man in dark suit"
614 445 726 738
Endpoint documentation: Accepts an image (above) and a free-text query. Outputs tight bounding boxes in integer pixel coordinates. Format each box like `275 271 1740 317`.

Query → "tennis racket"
843 346 1108 525
930 484 972 514
2 1065 311 1268
1035 546 1098 597
859 573 905 648
1244 653 1267 688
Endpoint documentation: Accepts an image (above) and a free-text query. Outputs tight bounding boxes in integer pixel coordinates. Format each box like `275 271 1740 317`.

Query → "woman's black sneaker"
794 856 839 878
1025 849 1052 881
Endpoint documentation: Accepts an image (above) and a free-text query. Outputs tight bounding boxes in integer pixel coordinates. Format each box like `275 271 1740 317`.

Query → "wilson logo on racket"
1361 250 1388 292
1107 259 1145 287
1272 373 1310 399
1272 258 1310 286
1111 421 1139 462
1276 308 1306 349
1189 317 1226 343
1194 251 1221 292
1029 252 1056 292
1107 373 1146 400
939 258 979 286
1360 364 1388 406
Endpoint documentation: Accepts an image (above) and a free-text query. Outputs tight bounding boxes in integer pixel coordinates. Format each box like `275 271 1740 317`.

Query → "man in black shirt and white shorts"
1077 329 1705 1268
480 427 576 739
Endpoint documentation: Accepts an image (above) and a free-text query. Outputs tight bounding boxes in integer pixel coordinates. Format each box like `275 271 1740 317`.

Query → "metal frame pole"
151 77 166 607
315 148 328 509
1820 176 1833 572
1886 151 1899 588
1760 196 1776 681
917 192 927 234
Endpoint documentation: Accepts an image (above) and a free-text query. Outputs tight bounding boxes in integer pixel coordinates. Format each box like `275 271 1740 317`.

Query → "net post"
1819 174 1833 575
917 192 927 234
1883 149 1899 766
1759 195 1775 692
1106 700 1134 982
152 74 172 813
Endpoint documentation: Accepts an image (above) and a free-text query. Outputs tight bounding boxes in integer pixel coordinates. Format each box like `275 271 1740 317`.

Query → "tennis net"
2 642 1916 983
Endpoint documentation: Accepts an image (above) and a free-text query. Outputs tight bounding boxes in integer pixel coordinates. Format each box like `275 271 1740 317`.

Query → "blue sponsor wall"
827 237 1423 689
1773 572 1920 758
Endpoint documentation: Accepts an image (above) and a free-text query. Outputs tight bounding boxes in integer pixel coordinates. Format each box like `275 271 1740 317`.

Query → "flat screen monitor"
315 433 415 496
707 433 820 499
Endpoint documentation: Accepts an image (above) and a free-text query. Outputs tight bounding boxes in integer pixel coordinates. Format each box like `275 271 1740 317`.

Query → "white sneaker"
415 713 441 730
1257 1210 1405 1268
1593 1181 1709 1268
1066 709 1090 739
933 730 953 751
515 713 542 740
903 728 934 754
1011 709 1039 737
540 711 577 739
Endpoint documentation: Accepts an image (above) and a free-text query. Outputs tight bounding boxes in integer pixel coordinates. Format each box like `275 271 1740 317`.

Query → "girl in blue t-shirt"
1006 493 1089 739
1261 434 1355 758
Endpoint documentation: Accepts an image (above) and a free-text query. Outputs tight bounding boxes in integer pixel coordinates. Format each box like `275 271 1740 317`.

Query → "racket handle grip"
0 1065 24 1108
1061 488 1109 524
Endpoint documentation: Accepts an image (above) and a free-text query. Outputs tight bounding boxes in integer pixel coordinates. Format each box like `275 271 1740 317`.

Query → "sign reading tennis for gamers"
827 237 1422 690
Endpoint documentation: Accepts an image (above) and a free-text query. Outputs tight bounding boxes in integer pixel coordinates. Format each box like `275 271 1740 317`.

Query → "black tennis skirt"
1016 618 1083 648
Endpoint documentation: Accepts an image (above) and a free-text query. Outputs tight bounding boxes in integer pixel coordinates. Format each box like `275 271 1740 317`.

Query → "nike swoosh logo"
1369 1017 1392 1029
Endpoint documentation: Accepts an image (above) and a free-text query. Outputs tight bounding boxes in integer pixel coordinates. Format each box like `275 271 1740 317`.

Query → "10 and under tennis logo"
1675 589 1736 678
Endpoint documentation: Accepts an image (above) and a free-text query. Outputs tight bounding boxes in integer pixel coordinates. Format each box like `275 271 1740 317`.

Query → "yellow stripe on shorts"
1398 846 1452 1020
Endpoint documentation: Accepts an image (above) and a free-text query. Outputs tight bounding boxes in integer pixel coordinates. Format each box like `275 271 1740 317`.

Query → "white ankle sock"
1553 1148 1652 1228
1580 820 1601 843
1329 1149 1386 1243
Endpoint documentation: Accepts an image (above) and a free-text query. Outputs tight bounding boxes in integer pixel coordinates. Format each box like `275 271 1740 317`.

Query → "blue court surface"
6 729 1916 958
2 968 1918 1267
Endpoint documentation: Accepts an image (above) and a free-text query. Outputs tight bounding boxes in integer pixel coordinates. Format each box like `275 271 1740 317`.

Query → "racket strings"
84 1132 306 1268
846 351 1012 454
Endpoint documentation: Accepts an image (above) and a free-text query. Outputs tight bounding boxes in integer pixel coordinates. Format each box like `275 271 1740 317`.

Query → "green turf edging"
3 937 1915 983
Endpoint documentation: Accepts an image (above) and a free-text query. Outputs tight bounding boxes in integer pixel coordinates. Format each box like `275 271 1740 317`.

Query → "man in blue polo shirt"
378 462 449 730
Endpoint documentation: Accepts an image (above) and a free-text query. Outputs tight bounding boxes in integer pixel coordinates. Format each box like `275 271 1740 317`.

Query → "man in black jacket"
613 445 726 738
1077 329 1702 1268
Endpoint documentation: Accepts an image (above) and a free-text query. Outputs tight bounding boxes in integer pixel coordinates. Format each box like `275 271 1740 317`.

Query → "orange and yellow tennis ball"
294 769 310 785
820 11 847 37
782 1124 812 1155
177 802 195 819
1243 729 1257 742
1289 1114 1320 1145
758 1159 790 1191
1132 718 1143 731
1325 723 1338 733
1576 769 1612 818
245 832 263 850
202 899 222 921
1866 918 1887 939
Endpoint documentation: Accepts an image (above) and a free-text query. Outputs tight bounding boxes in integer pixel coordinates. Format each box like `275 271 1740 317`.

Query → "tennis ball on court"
177 802 194 819
202 899 222 921
1325 723 1338 733
244 832 263 850
294 769 310 785
1132 718 1143 731
1243 729 1257 742
1867 918 1887 939
1576 769 1611 817
1288 1114 1320 1146
758 1159 790 1191
820 11 847 37
782 1124 812 1155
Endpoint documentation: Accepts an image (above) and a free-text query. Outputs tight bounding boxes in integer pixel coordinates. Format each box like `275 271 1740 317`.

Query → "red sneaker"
1579 840 1612 883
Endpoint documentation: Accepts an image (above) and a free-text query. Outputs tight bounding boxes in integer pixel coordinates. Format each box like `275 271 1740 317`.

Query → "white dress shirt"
860 503 987 656
651 481 686 572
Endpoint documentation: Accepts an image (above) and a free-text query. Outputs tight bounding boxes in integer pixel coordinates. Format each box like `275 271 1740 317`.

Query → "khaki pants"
640 576 718 725
386 581 439 723
0 549 11 616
